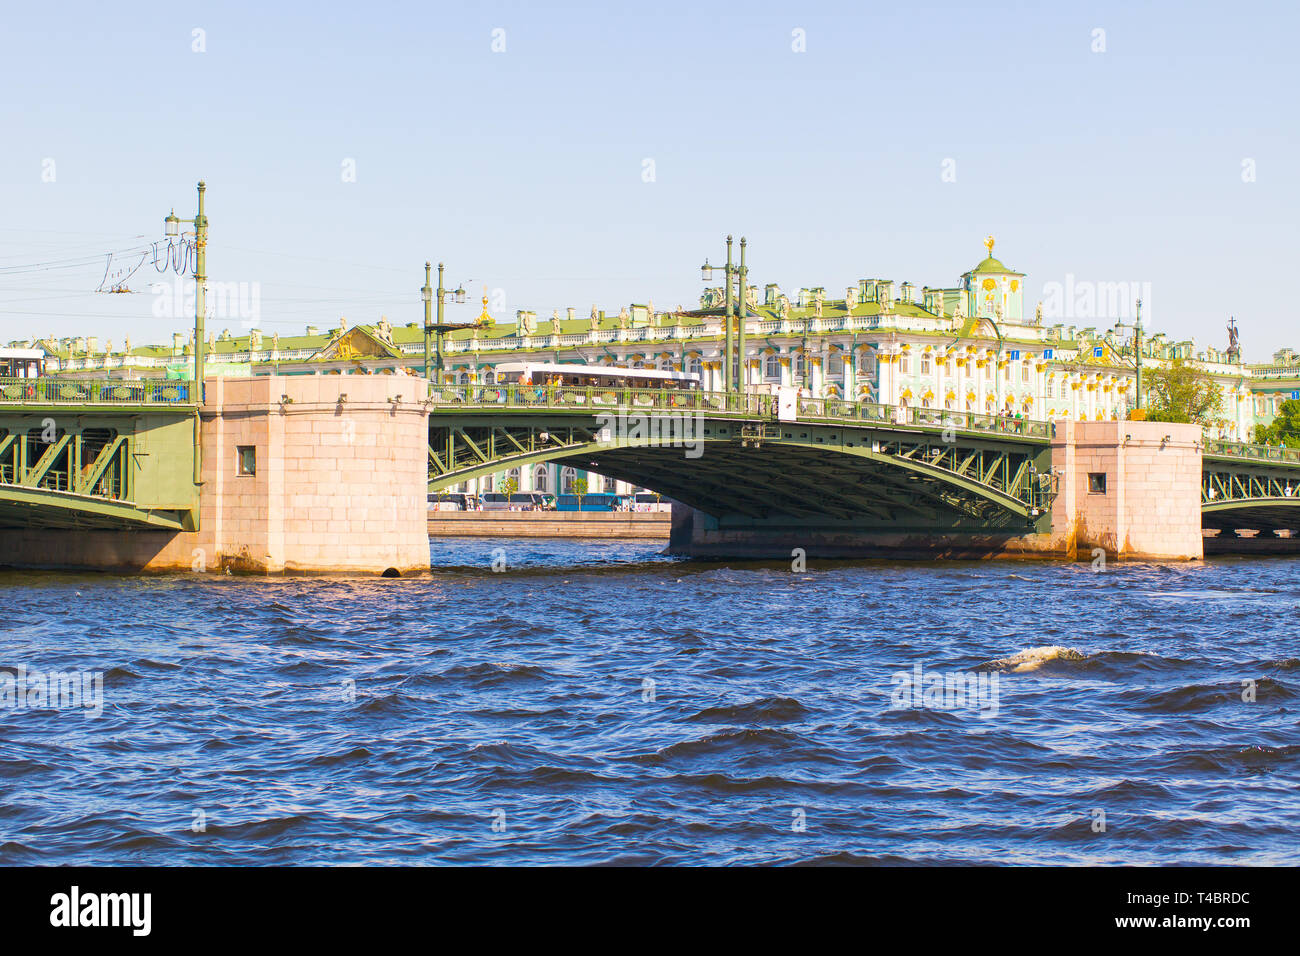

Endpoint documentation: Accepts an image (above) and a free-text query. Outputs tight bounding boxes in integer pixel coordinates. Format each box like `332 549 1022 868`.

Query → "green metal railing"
1204 438 1300 465
0 377 195 405
428 383 774 415
427 384 1053 439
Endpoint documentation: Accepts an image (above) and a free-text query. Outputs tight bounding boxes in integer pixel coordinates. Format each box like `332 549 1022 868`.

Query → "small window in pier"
1088 472 1106 494
237 445 257 477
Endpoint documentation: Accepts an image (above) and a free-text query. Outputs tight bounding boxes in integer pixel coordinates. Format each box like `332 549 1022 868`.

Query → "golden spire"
984 235 995 259
476 283 492 326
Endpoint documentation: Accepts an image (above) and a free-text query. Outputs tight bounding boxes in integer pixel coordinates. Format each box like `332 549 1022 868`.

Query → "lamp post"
700 236 734 392
1111 298 1145 410
421 261 466 385
163 181 207 402
699 235 750 394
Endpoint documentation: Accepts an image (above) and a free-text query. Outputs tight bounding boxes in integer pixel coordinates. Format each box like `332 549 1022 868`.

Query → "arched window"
561 467 577 494
794 353 807 378
687 356 702 376
506 467 520 490
533 465 549 493
484 370 495 385
764 354 780 379
458 371 470 385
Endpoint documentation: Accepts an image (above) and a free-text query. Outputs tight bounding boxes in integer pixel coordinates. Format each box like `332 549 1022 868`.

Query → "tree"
501 475 518 501
1141 358 1225 428
572 477 588 510
1254 398 1300 446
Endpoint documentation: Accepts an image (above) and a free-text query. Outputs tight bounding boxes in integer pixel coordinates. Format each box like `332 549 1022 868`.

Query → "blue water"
2 539 1299 865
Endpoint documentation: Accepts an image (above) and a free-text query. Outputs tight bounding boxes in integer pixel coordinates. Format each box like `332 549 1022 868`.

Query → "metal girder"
428 420 1043 532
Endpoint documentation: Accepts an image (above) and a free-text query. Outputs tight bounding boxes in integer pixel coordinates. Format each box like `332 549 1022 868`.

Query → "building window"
560 467 577 494
764 355 780 379
533 465 549 493
1021 363 1030 383
794 353 807 378
236 445 256 476
1088 472 1107 494
899 355 910 374
484 370 496 385
920 355 931 375
1047 380 1055 398
983 363 991 381
687 357 702 376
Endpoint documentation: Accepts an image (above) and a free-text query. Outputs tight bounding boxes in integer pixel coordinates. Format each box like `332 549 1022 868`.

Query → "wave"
686 696 811 725
1133 678 1293 713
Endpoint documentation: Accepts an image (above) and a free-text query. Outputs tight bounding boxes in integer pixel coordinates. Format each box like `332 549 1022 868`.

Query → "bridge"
1202 439 1300 535
2 375 1299 568
0 377 198 531
427 383 1300 544
427 384 1058 533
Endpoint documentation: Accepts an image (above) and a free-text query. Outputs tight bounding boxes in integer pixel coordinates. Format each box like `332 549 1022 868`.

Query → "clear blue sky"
2 0 1297 358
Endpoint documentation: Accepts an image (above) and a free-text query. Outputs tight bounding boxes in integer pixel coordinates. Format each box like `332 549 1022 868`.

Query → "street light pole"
1134 298 1144 410
194 181 206 401
163 181 208 489
436 262 446 385
422 262 433 380
736 237 747 394
420 261 468 390
724 236 734 392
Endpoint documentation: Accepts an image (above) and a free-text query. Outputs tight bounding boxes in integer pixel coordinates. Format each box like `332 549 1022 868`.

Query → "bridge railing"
1205 438 1300 464
426 384 1053 437
0 377 196 405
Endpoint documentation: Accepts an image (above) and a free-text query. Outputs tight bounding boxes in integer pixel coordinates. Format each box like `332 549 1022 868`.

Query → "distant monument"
1226 316 1241 363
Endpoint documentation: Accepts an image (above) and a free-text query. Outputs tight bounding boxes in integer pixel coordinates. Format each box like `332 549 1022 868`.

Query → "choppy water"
2 539 1299 865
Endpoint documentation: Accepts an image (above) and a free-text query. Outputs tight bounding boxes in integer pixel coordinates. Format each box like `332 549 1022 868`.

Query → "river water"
2 538 1298 865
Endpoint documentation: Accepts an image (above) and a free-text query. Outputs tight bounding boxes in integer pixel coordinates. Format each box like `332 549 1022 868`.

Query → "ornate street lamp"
421 261 470 385
699 236 750 393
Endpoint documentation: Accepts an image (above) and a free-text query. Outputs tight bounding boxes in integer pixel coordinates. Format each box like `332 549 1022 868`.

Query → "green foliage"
1142 359 1225 427
501 476 518 498
1254 398 1300 446
572 477 588 501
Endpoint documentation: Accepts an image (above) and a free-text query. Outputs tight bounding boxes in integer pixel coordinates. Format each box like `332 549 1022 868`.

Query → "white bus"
492 362 702 391
0 347 45 378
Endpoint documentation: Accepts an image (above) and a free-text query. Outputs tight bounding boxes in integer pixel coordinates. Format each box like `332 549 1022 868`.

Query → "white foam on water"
983 645 1086 673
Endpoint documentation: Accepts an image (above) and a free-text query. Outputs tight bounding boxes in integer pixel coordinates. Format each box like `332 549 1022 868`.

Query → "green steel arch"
429 412 1055 530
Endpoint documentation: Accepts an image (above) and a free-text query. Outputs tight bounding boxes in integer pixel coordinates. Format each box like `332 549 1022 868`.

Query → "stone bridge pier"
0 375 431 574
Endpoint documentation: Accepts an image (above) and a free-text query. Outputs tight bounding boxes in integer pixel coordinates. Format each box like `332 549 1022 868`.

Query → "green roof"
968 256 1022 276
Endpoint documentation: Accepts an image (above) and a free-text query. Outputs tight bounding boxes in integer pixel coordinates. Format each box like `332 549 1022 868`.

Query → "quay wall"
428 511 670 538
